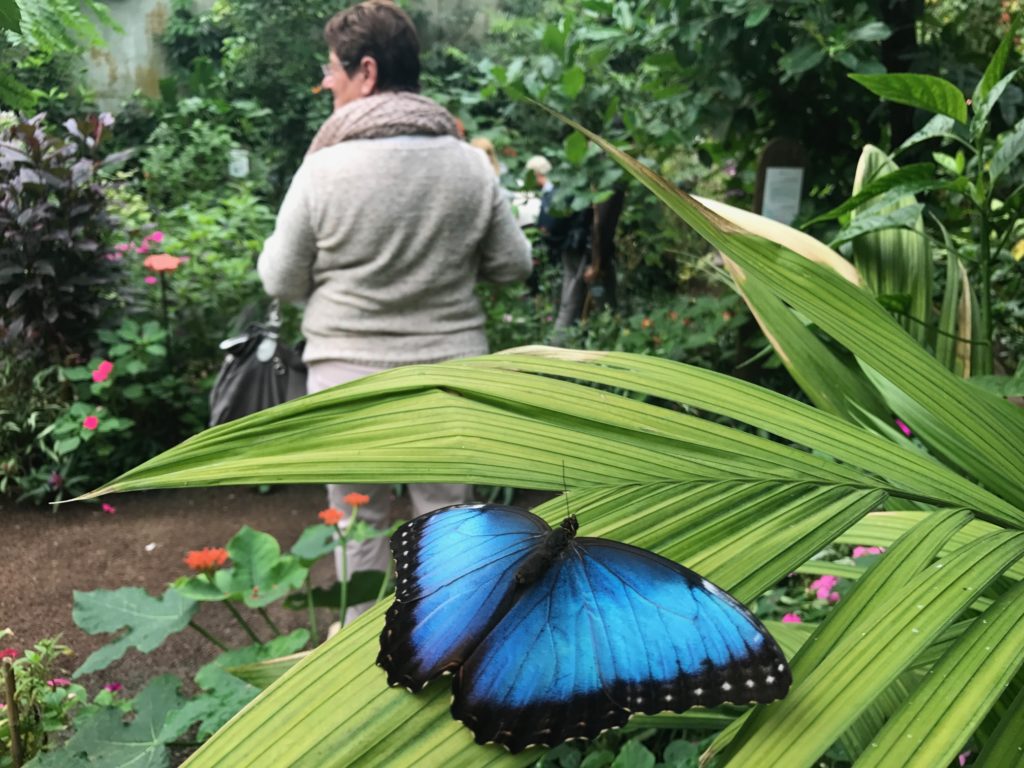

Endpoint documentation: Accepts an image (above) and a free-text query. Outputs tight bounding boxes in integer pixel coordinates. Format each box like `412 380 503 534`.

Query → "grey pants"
306 359 471 621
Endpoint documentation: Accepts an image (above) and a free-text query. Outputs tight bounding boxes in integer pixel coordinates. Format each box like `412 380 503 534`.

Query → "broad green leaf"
847 21 891 43
990 116 1024 183
72 588 197 676
0 0 19 33
896 114 958 153
856 578 1024 767
849 73 967 124
561 65 586 98
717 530 1024 766
213 526 309 608
552 113 1024 514
849 146 933 349
802 162 942 226
972 69 1020 137
283 571 387 610
830 203 925 246
166 630 310 739
974 685 1024 767
30 676 187 768
291 523 339 562
974 22 1017 107
779 43 825 78
564 130 588 165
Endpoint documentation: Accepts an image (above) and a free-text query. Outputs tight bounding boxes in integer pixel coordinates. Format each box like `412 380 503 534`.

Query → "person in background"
470 136 501 177
257 0 532 624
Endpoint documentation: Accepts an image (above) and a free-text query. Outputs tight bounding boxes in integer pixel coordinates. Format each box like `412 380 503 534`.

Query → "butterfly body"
377 504 790 753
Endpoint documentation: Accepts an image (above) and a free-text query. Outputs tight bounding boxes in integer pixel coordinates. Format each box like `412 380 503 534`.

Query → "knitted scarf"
307 91 458 154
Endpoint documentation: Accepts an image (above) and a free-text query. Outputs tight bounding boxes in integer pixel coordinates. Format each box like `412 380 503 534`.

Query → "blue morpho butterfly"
377 503 791 753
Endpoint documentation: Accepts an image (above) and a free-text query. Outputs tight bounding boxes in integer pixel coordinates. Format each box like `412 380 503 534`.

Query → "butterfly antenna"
561 460 572 521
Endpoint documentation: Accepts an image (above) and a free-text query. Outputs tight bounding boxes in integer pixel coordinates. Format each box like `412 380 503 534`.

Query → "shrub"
0 113 128 364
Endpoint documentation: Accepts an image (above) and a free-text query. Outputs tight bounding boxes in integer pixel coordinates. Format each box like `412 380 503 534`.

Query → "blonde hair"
470 137 501 176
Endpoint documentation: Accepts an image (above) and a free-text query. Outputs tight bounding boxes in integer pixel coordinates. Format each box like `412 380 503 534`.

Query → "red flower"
343 492 370 507
91 359 114 383
82 415 99 430
319 507 344 525
184 547 229 573
0 648 17 661
143 254 181 272
102 503 116 515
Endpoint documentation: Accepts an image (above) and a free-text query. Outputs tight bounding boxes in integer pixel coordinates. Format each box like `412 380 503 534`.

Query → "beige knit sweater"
258 135 532 366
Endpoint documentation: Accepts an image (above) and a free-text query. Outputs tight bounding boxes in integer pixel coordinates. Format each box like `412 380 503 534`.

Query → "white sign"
228 148 251 179
761 166 804 225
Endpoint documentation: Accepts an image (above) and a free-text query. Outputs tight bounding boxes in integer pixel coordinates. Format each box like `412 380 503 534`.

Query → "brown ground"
0 484 342 696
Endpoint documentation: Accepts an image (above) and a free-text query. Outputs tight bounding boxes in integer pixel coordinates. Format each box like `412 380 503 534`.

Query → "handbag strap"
266 298 282 332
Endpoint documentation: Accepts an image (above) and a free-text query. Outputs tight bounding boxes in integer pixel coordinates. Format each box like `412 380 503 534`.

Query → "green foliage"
0 633 130 767
172 527 308 609
0 113 126 365
71 588 198 677
27 675 189 768
139 97 273 208
0 0 118 112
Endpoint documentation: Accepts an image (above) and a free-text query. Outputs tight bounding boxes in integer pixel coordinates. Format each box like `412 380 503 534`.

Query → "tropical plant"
0 113 129 365
0 0 119 112
807 24 1024 376
75 113 1024 767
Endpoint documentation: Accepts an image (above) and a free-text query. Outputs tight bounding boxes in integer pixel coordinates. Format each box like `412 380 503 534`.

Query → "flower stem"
188 620 229 651
257 607 280 637
304 575 318 645
223 600 262 644
159 272 173 365
3 659 22 768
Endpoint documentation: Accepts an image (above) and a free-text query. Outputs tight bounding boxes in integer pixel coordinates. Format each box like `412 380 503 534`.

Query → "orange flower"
311 85 323 94
641 317 653 329
318 507 344 525
143 254 181 272
343 492 370 507
184 547 229 573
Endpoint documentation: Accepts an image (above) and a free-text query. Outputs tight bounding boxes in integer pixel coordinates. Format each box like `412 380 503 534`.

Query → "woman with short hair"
258 0 532 623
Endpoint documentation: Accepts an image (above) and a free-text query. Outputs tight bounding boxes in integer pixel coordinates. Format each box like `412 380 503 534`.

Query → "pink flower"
895 418 912 437
136 244 149 254
82 415 99 430
103 682 123 692
809 574 838 601
781 613 802 623
104 252 122 262
114 242 131 252
46 678 71 688
144 276 158 285
853 545 885 559
144 231 164 244
0 648 17 660
959 751 971 766
91 360 114 383
49 471 62 489
102 503 116 515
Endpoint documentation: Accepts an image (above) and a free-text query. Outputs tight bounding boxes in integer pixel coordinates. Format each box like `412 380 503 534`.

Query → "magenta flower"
145 231 165 244
781 613 802 623
46 678 72 688
102 503 116 515
144 276 158 285
0 648 17 660
104 252 122 262
82 415 99 431
853 545 885 559
114 242 131 252
959 751 971 766
49 471 62 489
103 682 123 693
91 360 114 383
895 418 912 437
809 574 840 602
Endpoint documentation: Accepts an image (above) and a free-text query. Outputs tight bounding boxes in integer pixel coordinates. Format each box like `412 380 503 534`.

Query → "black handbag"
208 301 307 426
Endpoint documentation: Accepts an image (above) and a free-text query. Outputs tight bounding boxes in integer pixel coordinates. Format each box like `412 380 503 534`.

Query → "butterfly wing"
452 538 790 752
377 503 551 690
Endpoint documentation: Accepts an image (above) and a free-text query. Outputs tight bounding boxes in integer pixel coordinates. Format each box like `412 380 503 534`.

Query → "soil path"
0 484 339 695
